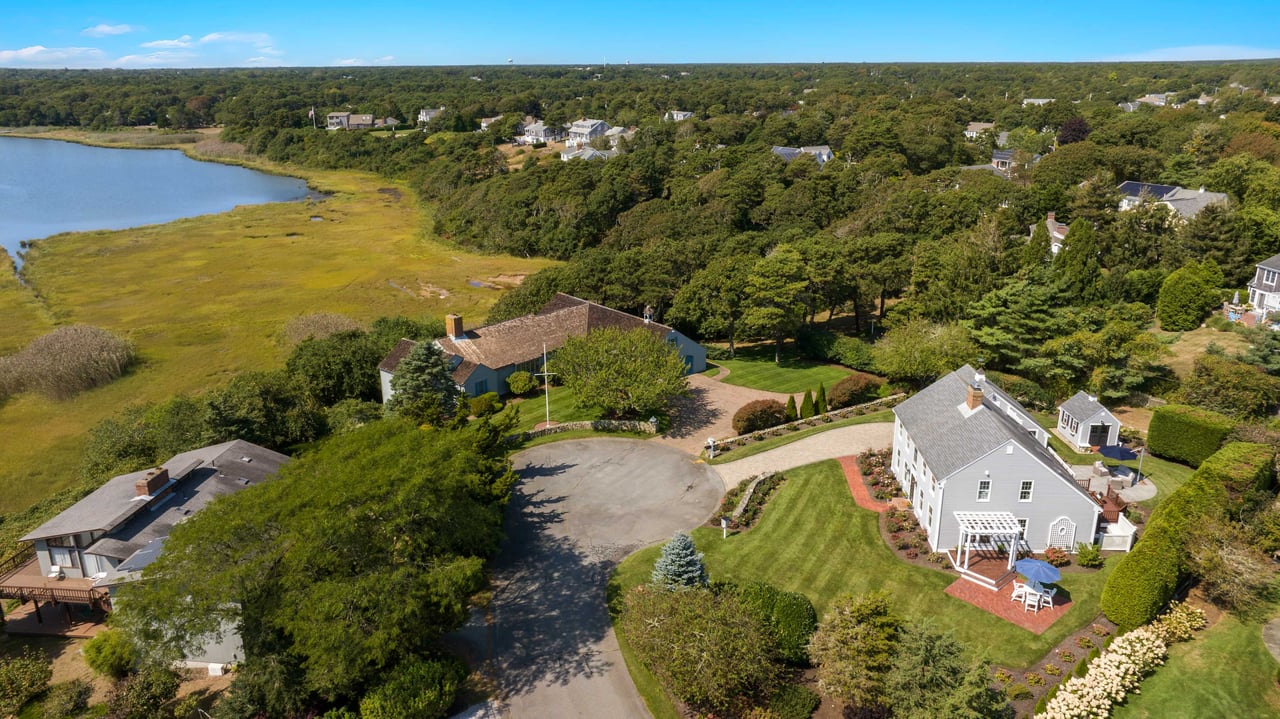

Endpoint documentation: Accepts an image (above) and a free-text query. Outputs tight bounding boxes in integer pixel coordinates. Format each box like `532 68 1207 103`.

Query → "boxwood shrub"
737 581 818 665
1146 404 1236 467
768 683 821 719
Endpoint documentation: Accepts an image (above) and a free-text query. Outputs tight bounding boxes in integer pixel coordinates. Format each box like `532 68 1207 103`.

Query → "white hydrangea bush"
1036 627 1168 719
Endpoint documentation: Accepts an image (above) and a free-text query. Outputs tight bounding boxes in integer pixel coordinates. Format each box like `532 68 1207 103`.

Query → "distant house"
1029 211 1070 255
992 149 1015 173
1 440 288 670
1116 181 1228 218
1239 253 1280 326
328 112 374 130
347 114 374 130
480 114 504 131
964 121 995 139
560 146 618 161
604 126 635 147
891 366 1133 588
379 293 706 401
1022 98 1055 107
1056 392 1121 450
567 118 610 146
418 106 445 124
520 121 564 144
663 110 694 122
771 145 834 166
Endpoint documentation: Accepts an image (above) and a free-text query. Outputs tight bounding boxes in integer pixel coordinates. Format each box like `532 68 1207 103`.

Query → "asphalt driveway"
485 438 723 718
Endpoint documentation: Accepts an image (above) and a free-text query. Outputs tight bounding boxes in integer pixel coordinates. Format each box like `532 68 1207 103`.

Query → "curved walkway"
482 438 723 718
655 372 794 455
712 422 895 489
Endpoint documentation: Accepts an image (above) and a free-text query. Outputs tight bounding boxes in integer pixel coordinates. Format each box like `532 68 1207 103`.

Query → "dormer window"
1264 269 1278 285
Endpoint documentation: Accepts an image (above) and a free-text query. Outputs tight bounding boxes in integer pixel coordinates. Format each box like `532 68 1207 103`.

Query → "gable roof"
966 121 995 134
21 440 289 545
378 338 418 374
894 366 1084 495
1257 253 1280 273
1117 181 1178 201
569 118 608 134
1160 187 1228 217
387 294 674 384
1059 391 1108 421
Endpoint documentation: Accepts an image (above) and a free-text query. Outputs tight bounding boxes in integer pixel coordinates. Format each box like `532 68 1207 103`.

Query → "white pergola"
953 511 1025 572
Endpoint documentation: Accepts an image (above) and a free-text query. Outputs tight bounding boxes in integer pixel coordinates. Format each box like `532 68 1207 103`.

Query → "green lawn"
708 410 893 464
1112 613 1280 718
713 346 851 394
611 460 1110 670
499 385 598 433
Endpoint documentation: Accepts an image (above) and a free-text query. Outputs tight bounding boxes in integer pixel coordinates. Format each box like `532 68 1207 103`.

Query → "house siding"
1058 407 1119 448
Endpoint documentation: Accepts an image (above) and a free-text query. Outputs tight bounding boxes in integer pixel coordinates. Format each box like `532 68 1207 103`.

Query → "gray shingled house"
1055 391 1121 450
379 293 706 401
891 366 1133 588
1116 181 1227 218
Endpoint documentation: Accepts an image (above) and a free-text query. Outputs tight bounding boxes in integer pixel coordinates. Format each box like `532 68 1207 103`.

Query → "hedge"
1100 441 1276 630
733 399 787 435
829 372 880 409
737 581 818 665
1146 404 1236 468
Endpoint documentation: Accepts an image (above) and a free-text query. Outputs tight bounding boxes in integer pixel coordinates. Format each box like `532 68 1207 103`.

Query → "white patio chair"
1039 587 1058 610
1010 582 1029 602
1023 590 1041 613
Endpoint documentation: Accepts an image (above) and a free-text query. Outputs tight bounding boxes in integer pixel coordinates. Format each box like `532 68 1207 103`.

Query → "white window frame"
1017 518 1028 533
977 479 992 502
1019 480 1034 502
1265 269 1279 285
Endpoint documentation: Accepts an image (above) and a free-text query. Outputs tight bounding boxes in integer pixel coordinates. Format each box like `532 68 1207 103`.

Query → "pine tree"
1022 221 1052 271
387 342 462 424
652 532 708 589
800 390 815 419
815 383 828 414
784 395 798 422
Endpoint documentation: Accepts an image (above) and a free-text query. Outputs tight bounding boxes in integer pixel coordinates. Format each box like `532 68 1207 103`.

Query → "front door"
1088 423 1110 447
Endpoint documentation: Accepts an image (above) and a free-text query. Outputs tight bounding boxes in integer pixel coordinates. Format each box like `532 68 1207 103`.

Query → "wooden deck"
0 557 110 608
946 550 1017 590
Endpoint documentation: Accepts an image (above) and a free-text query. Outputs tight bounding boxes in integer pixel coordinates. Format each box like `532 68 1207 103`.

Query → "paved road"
486 438 723 718
711 422 895 489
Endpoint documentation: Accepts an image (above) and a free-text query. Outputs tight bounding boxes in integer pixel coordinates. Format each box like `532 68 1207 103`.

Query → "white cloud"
1106 45 1280 62
376 55 395 64
82 23 136 38
0 45 106 66
141 35 193 49
334 56 394 67
199 32 273 47
257 46 285 57
113 51 196 67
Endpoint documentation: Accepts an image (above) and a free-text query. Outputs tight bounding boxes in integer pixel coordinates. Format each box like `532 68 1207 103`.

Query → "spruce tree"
387 342 462 424
652 532 709 589
800 390 815 419
815 383 828 414
784 395 798 422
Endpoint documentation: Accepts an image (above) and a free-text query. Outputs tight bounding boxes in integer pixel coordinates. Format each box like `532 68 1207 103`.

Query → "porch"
946 511 1024 591
0 552 111 634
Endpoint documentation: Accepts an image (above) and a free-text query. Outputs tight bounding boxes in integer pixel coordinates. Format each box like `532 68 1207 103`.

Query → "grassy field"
0 252 52 355
708 410 893 464
611 460 1111 670
714 346 851 394
1112 613 1280 718
0 143 555 515
1156 325 1251 378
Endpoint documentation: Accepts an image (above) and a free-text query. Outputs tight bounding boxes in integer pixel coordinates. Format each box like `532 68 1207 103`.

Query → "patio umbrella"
1098 445 1137 460
1015 558 1061 585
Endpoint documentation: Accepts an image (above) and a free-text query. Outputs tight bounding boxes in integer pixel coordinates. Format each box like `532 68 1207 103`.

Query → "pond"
0 136 312 267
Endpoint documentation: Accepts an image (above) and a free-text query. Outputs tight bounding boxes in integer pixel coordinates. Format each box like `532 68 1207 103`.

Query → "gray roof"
894 366 1083 493
1059 391 1108 421
22 441 289 546
992 149 1015 162
1161 187 1228 218
1257 253 1280 273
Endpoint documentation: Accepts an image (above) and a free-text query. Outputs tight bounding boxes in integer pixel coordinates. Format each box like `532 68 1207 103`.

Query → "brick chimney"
135 467 170 497
1047 211 1056 222
445 314 464 340
966 371 985 411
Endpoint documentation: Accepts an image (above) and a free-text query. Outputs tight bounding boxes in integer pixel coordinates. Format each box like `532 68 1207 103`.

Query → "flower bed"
858 448 904 501
708 473 787 532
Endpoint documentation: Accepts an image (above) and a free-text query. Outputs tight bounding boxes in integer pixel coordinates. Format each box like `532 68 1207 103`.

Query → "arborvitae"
785 395 798 422
815 383 828 415
800 390 815 419
651 532 709 589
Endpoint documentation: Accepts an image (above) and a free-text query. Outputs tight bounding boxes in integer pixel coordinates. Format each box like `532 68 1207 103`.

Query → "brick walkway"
837 456 891 513
945 578 1072 634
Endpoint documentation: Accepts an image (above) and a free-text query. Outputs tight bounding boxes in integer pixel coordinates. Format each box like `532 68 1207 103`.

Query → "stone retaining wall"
710 394 904 455
508 419 659 444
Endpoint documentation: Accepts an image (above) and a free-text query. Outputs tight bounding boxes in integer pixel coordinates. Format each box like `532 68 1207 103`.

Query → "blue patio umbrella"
1015 558 1061 585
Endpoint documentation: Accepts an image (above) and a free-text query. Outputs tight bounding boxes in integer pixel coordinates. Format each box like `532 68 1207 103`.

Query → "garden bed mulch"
993 616 1118 717
837 456 890 513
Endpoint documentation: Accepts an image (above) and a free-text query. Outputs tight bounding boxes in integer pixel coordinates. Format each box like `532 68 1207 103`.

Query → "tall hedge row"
1146 404 1236 468
1101 442 1275 631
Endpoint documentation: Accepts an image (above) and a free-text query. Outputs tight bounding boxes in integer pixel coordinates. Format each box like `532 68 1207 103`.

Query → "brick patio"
945 576 1072 634
837 455 891 513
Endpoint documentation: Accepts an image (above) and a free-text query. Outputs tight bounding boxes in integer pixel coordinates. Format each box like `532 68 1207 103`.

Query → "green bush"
794 327 838 362
1075 542 1104 569
43 679 92 719
738 582 818 665
104 665 180 719
832 336 877 372
1100 531 1181 631
1005 683 1032 701
828 372 880 409
733 399 787 435
505 370 539 396
1147 404 1236 467
1194 441 1276 504
768 684 821 719
467 392 503 417
0 648 52 716
359 656 467 719
84 629 138 680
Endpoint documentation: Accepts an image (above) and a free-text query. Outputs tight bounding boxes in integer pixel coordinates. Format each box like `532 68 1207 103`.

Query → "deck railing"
0 546 35 582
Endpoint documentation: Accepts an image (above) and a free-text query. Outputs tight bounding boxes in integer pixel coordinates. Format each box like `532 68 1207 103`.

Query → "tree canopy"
551 327 690 419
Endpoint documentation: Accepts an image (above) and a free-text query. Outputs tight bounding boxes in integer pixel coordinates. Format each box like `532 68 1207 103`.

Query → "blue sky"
2 1 1278 68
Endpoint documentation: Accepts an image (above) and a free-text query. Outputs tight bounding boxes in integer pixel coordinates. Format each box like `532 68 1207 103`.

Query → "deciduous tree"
808 591 902 710
551 327 690 419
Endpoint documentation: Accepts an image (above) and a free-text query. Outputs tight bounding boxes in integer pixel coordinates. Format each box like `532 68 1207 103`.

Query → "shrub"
1076 636 1096 650
1044 664 1062 676
738 582 818 665
0 325 134 400
815 383 828 414
84 629 138 680
1075 542 1104 569
358 656 466 719
993 669 1013 684
800 390 814 419
733 399 787 435
1151 601 1207 644
1005 683 1032 700
467 391 503 417
42 679 92 719
784 395 798 422
832 336 877 372
768 684 820 719
0 648 52 716
1044 547 1071 567
1157 262 1220 331
1058 650 1075 663
104 665 180 719
828 372 880 409
652 532 709 589
1147 404 1236 467
505 370 539 396
284 312 364 343
1025 672 1046 687
794 326 838 362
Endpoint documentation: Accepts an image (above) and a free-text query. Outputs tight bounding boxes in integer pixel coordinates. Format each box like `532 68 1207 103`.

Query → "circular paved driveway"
486 438 722 718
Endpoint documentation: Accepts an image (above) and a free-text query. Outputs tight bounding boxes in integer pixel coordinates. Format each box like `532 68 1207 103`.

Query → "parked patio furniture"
1010 581 1029 602
1038 587 1058 610
1023 590 1041 613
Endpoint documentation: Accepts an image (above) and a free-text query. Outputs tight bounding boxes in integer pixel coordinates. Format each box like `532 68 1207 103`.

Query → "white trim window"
1265 268 1279 285
977 479 992 502
1019 480 1034 502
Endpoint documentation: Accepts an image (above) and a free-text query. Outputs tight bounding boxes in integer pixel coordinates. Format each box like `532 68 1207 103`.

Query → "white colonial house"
1056 392 1121 450
891 366 1134 588
567 118 610 147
